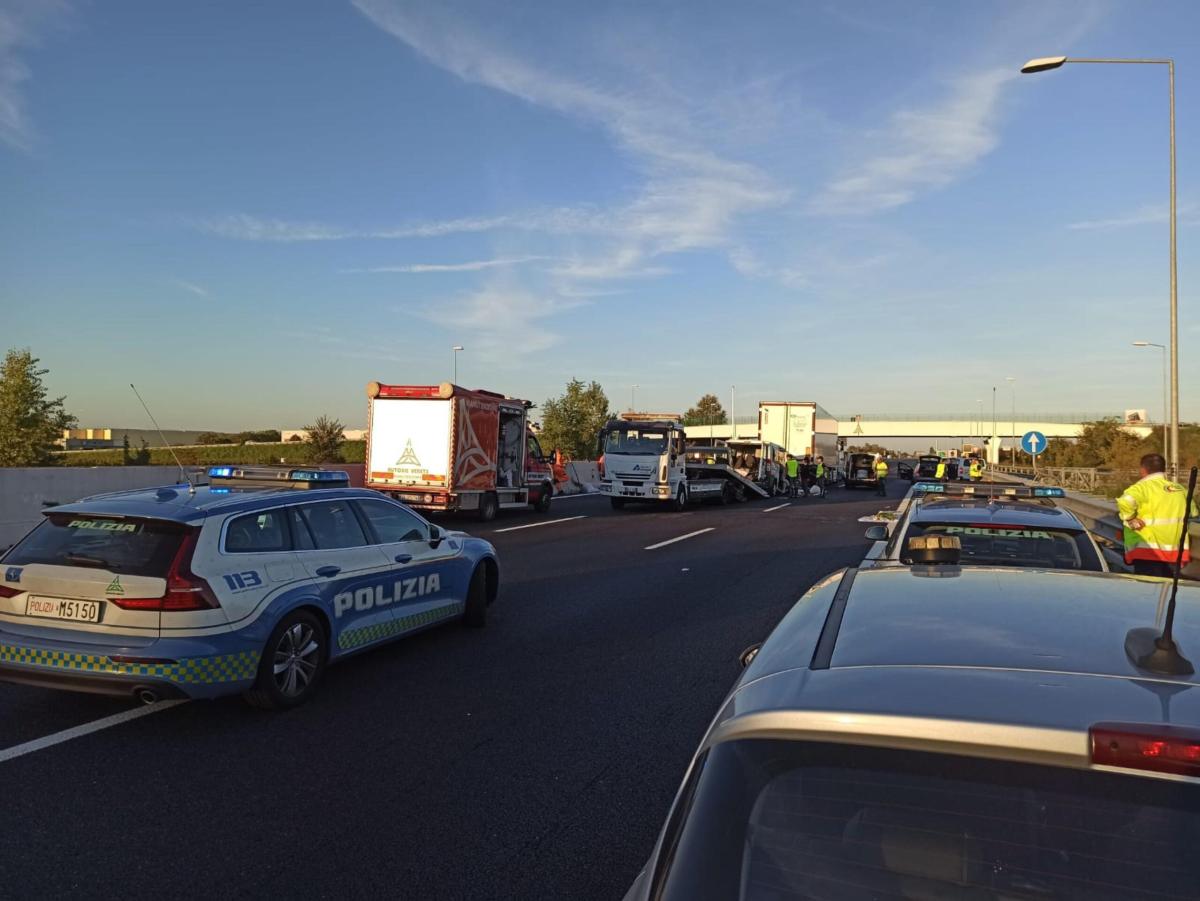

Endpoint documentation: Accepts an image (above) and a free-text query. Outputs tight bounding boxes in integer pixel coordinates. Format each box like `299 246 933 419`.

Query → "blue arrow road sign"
1021 431 1047 456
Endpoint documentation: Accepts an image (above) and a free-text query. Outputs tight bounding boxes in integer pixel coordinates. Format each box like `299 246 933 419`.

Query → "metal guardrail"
991 464 1104 493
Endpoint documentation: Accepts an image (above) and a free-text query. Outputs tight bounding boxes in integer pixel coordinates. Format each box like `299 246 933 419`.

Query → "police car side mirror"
429 524 443 548
864 525 888 541
739 643 762 668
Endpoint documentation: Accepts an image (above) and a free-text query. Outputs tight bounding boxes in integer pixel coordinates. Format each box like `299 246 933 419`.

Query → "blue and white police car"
0 467 499 708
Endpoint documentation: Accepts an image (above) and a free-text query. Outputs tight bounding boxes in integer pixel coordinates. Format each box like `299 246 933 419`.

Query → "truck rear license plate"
25 597 103 624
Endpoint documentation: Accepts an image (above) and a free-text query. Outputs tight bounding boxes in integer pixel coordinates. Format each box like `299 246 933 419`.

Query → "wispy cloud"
419 283 585 358
1067 202 1199 231
0 0 68 151
171 278 209 297
351 0 786 278
343 256 548 274
809 67 1015 216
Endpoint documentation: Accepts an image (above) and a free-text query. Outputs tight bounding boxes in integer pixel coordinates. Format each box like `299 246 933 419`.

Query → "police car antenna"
1124 465 1198 676
129 383 191 492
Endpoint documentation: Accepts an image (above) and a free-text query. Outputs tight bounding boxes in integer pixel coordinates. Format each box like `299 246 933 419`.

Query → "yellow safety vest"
969 462 982 479
1118 473 1197 564
874 461 888 477
934 462 946 479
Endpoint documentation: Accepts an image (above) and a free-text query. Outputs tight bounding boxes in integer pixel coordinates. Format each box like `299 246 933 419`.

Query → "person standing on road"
969 458 983 482
934 457 947 481
1118 454 1198 577
874 456 889 497
786 455 799 497
815 456 827 498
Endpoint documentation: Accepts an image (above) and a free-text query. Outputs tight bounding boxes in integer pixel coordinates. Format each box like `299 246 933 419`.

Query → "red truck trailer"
365 382 554 521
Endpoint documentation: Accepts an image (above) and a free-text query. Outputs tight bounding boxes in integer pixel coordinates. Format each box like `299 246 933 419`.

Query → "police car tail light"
1091 723 1200 778
0 585 20 598
112 529 220 612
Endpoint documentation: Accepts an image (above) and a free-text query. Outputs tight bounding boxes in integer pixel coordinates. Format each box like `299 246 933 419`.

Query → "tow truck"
598 415 769 510
364 382 554 522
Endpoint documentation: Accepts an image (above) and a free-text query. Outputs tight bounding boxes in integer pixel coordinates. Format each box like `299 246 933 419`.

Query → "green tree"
0 349 76 467
303 415 345 463
682 394 728 427
539 379 613 460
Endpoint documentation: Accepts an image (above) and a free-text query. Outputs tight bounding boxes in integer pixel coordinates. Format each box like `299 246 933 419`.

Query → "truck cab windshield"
605 429 670 455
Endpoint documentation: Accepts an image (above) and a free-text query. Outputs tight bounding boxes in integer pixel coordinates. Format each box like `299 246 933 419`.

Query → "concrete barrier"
0 466 203 548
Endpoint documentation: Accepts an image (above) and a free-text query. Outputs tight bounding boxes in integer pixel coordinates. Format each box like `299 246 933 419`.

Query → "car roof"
47 485 385 524
909 497 1085 529
723 567 1200 748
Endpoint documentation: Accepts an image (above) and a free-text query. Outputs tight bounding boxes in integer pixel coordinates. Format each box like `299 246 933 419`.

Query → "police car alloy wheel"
245 610 327 710
462 565 488 628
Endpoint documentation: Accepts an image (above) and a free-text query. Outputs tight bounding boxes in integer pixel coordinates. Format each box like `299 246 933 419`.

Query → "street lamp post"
730 385 736 440
1133 341 1169 454
976 399 983 444
992 386 997 465
1021 55 1179 476
1006 377 1017 465
452 345 464 384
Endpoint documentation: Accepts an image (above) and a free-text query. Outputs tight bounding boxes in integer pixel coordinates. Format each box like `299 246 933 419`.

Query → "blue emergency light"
289 469 345 481
1033 487 1066 497
208 466 234 478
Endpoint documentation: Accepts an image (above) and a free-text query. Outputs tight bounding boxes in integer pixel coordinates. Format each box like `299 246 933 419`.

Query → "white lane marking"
550 492 605 501
493 515 587 533
644 528 714 550
762 503 791 513
0 700 188 765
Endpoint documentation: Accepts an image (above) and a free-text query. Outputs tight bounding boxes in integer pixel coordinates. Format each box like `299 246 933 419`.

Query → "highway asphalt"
0 482 900 899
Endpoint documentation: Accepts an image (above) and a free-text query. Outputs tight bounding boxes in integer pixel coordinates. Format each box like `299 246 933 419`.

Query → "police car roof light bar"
912 482 1064 499
1124 465 1197 676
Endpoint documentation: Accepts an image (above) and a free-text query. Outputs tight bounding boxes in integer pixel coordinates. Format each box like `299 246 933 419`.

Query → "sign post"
1021 430 1047 476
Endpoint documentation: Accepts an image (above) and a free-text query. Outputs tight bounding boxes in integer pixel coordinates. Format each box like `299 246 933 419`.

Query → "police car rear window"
655 739 1199 901
902 522 1102 571
4 514 189 577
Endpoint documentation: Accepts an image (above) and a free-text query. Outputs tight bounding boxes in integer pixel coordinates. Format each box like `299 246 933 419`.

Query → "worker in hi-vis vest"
786 456 800 497
969 459 983 482
1118 453 1198 578
873 456 889 497
934 458 947 481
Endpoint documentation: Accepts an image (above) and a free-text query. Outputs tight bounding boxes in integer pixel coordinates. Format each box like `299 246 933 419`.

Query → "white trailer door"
368 399 452 487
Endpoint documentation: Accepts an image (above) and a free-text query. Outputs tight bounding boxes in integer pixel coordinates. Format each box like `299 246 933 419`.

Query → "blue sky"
1 0 1198 429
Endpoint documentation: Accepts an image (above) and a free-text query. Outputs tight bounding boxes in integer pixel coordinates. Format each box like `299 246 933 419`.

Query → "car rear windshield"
901 521 1102 570
2 514 189 577
655 739 1199 901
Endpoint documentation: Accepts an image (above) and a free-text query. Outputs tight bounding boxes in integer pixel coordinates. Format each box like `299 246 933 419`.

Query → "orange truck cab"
364 382 554 522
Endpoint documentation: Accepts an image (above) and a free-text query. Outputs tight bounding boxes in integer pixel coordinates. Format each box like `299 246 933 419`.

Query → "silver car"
624 564 1200 900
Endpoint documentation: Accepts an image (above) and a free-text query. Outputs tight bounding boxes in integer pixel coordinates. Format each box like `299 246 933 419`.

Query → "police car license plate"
25 596 103 624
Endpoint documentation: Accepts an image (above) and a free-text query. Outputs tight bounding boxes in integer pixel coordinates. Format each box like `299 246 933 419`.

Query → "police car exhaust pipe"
134 687 160 705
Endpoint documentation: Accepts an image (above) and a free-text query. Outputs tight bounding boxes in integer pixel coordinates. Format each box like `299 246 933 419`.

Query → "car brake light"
0 585 20 598
1091 723 1200 777
111 529 220 612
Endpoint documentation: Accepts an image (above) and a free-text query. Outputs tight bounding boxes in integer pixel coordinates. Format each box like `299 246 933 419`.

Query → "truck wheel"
610 497 627 510
477 492 499 522
670 486 687 512
533 482 553 513
733 484 747 503
718 483 732 505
